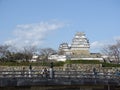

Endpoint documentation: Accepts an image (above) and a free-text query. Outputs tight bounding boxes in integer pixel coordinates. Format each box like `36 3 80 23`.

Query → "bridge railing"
0 70 119 79
0 70 42 78
54 71 119 79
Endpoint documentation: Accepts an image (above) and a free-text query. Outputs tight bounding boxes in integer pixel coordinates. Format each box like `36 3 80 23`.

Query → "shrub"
102 63 120 67
53 61 65 67
65 60 101 64
1 60 120 67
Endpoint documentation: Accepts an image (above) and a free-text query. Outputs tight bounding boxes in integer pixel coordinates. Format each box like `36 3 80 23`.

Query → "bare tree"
102 40 120 64
39 48 56 61
0 44 56 62
22 46 38 61
0 45 10 61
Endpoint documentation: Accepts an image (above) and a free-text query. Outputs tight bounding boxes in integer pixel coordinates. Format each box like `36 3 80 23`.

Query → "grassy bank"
0 61 64 67
0 60 120 67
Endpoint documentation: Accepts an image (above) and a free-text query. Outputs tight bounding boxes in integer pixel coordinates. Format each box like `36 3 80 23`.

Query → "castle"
58 32 90 57
48 32 103 61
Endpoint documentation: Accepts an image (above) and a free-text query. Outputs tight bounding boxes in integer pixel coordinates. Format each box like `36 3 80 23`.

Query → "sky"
0 0 120 53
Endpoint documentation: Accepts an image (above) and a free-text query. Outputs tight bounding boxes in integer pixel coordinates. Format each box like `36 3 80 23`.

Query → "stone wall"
63 64 118 73
0 64 119 73
71 50 90 56
0 66 64 71
63 64 102 72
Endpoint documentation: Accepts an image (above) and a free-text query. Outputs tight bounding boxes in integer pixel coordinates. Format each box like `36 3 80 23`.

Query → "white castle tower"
71 32 90 56
58 43 71 55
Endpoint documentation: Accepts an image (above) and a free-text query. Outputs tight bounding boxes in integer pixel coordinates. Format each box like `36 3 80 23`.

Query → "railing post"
29 65 32 77
49 62 54 79
108 85 110 90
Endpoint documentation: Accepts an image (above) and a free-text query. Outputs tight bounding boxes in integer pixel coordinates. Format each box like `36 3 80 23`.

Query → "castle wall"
71 50 90 56
0 64 117 73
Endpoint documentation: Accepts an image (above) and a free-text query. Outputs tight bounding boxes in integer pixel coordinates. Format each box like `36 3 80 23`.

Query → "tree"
22 46 38 61
39 48 56 61
0 45 10 61
12 52 25 61
102 40 120 64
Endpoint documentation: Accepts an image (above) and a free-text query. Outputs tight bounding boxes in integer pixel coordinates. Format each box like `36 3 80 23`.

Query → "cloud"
90 39 117 52
90 41 106 52
91 41 105 48
113 36 120 40
5 21 65 48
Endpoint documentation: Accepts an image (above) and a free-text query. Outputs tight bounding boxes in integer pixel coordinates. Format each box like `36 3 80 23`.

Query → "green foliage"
65 60 101 64
53 61 65 67
0 61 65 67
102 63 120 67
1 60 120 67
0 61 30 66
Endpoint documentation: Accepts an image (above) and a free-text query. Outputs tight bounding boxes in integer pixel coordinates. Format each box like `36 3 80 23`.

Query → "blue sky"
0 0 120 52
